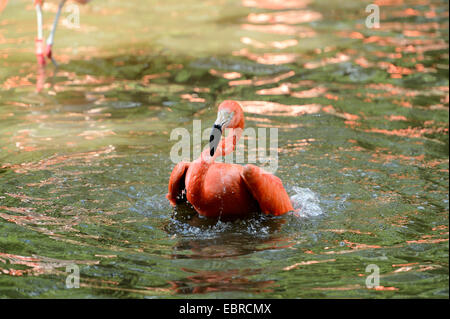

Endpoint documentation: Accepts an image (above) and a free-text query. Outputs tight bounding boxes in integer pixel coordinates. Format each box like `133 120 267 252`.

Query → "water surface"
0 0 448 298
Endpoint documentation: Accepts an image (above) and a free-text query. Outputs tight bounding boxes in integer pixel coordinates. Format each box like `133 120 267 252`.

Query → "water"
0 0 448 298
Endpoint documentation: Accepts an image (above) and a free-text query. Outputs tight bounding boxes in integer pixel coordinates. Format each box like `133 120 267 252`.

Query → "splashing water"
0 0 447 298
290 187 323 218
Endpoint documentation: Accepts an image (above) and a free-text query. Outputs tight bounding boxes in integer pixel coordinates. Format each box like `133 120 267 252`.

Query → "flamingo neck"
197 127 243 163
199 143 220 163
187 150 213 207
218 127 243 157
189 129 241 209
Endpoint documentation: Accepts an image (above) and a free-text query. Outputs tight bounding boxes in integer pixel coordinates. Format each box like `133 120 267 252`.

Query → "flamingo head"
209 100 244 157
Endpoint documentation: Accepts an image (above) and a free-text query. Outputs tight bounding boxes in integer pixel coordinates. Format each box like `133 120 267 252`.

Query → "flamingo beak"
209 124 222 157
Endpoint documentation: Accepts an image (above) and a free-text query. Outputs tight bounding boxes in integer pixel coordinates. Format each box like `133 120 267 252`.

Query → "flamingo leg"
46 0 67 67
35 2 45 66
241 164 293 216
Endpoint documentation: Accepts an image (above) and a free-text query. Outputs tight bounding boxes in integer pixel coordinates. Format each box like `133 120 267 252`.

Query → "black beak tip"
209 124 222 157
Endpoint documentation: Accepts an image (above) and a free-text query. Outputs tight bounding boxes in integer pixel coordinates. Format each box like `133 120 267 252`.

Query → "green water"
0 0 448 298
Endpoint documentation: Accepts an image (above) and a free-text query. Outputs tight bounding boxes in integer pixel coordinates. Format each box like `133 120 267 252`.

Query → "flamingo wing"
166 161 190 206
240 164 293 216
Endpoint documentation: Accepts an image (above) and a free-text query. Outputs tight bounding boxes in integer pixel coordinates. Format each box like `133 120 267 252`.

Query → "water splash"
290 186 323 218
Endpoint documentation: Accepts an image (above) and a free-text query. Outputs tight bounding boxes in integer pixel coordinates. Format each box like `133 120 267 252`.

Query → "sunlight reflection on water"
0 0 448 298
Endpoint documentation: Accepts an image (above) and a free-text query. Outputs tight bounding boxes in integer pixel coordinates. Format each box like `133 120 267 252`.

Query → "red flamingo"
34 0 91 66
167 100 293 218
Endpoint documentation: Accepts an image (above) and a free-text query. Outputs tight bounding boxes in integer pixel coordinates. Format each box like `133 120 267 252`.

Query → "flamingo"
34 0 91 66
167 100 294 219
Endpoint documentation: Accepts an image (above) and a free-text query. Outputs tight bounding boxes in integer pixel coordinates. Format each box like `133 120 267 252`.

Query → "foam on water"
166 214 275 240
289 186 323 218
166 187 325 239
